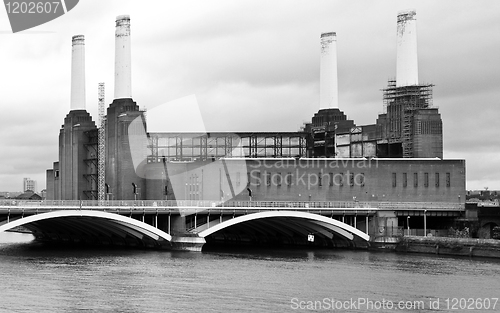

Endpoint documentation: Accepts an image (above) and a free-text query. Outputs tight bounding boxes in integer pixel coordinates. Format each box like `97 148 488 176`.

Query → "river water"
1 232 500 313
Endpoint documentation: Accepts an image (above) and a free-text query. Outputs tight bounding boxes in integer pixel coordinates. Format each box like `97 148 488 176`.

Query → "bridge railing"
0 199 464 210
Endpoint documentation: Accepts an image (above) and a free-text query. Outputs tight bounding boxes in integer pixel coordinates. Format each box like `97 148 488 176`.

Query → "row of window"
190 171 452 189
415 120 442 135
392 172 451 188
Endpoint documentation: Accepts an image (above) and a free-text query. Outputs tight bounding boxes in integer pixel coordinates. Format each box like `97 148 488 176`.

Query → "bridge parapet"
0 199 464 211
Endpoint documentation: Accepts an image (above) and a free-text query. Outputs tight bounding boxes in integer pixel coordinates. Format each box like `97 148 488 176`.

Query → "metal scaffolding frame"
382 80 434 157
97 83 106 201
147 132 307 162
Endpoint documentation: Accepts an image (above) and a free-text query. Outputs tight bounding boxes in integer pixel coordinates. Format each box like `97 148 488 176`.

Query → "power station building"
46 12 464 214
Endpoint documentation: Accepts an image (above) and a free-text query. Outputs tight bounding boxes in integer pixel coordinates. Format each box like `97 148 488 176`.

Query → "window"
446 172 451 187
286 172 292 186
403 173 407 188
318 173 322 187
424 173 429 188
339 173 343 187
435 173 440 187
392 173 397 187
360 173 365 187
266 172 271 186
414 173 418 187
276 172 282 186
329 173 334 186
349 173 354 187
256 171 261 186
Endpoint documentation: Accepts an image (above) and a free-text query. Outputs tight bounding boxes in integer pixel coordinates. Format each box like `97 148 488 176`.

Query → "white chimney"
114 15 132 100
396 10 418 87
70 35 86 110
320 32 338 110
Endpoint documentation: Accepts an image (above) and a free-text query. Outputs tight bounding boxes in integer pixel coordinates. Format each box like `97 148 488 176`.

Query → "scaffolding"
383 80 434 108
382 80 434 157
402 107 414 157
97 83 106 201
147 132 307 162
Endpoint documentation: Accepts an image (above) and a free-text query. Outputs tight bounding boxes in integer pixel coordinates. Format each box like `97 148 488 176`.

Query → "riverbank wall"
395 236 500 258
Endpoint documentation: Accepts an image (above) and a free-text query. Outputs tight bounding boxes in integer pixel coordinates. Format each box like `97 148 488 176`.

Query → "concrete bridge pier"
370 211 401 249
167 215 206 251
170 235 206 252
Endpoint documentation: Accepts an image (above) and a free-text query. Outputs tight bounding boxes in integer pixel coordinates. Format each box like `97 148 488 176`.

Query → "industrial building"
46 11 463 214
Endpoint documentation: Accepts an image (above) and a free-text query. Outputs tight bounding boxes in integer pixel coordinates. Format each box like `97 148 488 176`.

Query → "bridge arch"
479 221 499 239
0 210 172 248
198 211 370 245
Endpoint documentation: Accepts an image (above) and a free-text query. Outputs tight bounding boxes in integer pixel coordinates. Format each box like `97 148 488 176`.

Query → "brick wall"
143 158 466 204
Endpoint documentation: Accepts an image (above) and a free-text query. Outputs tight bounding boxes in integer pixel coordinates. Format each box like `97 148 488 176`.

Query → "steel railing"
0 199 464 210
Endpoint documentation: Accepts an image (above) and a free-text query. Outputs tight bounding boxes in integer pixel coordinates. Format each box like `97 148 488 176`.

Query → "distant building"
23 178 37 193
15 191 42 200
0 191 22 199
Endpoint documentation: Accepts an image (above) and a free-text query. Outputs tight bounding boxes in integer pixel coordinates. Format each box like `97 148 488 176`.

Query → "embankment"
396 236 500 258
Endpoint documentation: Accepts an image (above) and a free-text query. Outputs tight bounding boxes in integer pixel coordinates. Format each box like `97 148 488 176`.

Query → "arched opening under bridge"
196 211 370 250
0 210 172 249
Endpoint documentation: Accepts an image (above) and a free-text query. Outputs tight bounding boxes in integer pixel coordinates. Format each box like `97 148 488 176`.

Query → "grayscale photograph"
0 1 499 312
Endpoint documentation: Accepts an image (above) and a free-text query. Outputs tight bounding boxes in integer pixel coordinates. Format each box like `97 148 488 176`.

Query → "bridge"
0 200 462 251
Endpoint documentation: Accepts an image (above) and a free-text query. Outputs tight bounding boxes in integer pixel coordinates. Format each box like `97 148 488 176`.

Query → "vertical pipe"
114 15 132 99
168 214 171 234
365 215 369 234
71 35 86 110
396 10 418 87
424 210 427 236
354 215 357 229
320 32 338 109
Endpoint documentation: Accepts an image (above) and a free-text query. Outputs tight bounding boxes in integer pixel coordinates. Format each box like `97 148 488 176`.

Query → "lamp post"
132 183 137 201
105 183 110 201
423 210 427 237
407 216 411 236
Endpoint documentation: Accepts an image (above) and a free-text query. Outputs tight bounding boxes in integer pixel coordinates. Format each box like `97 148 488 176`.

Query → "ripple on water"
2 233 500 312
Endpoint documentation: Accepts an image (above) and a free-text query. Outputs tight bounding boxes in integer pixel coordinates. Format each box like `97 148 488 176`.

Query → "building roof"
16 191 42 200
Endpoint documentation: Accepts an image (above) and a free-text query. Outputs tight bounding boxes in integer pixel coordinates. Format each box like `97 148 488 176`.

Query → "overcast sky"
0 0 498 192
